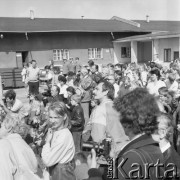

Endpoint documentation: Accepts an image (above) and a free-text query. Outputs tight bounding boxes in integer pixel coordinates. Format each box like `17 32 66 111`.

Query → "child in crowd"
70 94 85 152
74 152 89 180
41 102 76 180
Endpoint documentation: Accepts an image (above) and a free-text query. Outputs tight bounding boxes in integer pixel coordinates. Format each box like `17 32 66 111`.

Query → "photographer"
90 80 128 157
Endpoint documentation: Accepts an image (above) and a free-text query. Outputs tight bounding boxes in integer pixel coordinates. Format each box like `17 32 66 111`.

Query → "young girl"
41 102 76 180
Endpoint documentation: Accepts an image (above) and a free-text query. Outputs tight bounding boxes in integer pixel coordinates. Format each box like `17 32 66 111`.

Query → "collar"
160 142 171 153
120 133 144 151
100 98 112 105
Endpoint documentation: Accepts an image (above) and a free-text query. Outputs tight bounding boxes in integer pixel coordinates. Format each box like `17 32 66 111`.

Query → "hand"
46 129 53 143
35 140 42 146
177 124 180 132
87 149 99 169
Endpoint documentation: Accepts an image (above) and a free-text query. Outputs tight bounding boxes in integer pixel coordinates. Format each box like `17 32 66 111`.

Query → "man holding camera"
90 80 128 157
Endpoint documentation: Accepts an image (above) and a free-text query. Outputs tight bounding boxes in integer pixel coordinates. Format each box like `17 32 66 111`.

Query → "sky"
0 0 180 21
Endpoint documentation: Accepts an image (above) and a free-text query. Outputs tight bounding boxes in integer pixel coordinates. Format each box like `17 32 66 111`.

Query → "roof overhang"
113 31 180 43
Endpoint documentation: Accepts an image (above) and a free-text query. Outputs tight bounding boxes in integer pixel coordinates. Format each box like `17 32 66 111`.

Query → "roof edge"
111 16 141 28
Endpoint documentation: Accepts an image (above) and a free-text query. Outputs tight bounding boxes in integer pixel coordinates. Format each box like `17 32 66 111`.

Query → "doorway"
16 51 29 68
174 51 179 60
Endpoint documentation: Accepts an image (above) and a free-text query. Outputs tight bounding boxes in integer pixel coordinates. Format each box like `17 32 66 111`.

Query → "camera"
81 138 111 159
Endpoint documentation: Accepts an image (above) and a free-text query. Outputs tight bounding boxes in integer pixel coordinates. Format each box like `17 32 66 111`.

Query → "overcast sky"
0 0 180 20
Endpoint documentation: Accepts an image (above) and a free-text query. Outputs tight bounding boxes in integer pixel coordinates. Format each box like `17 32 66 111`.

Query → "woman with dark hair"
113 88 164 179
147 68 166 96
65 86 76 112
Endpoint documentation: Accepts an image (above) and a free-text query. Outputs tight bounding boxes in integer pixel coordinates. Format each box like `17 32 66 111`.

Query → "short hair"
150 69 161 80
115 70 122 76
158 87 168 95
66 86 76 95
3 113 29 139
93 64 99 71
114 88 160 135
94 74 102 84
58 75 67 84
115 63 122 68
68 71 75 77
157 113 174 140
31 59 36 63
71 94 82 104
102 80 115 100
75 57 79 60
5 89 16 100
48 102 71 129
44 65 50 70
88 60 94 67
53 85 60 94
74 152 87 164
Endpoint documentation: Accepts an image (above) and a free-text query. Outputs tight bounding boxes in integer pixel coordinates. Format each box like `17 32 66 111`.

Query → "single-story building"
0 17 149 69
113 20 180 65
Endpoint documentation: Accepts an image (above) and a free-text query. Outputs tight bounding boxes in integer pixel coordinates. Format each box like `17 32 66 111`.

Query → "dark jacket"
84 168 103 180
47 94 63 104
116 134 164 180
163 145 180 179
81 75 93 102
71 104 85 132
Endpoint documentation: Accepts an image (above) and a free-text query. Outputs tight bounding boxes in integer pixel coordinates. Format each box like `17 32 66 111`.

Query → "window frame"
164 48 171 62
121 47 131 58
53 49 69 61
88 48 103 60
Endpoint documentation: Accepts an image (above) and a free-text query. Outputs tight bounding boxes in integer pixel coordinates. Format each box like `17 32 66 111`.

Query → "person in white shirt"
0 114 39 179
21 62 29 97
0 139 16 180
41 102 75 180
2 89 27 118
165 73 178 92
147 68 166 97
107 75 119 98
57 75 68 100
27 60 40 95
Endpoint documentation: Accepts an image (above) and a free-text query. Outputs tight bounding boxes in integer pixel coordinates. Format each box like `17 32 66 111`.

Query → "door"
174 51 179 60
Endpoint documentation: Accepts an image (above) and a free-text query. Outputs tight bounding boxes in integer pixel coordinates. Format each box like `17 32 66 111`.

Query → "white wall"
158 38 179 61
0 52 16 68
113 42 131 63
30 50 53 68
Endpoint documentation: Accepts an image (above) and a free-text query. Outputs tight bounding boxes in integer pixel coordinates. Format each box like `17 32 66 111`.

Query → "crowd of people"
1 57 180 179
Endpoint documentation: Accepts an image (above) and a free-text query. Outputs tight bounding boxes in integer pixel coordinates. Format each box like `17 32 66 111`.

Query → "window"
88 48 103 60
121 47 131 58
164 49 171 62
53 49 69 61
